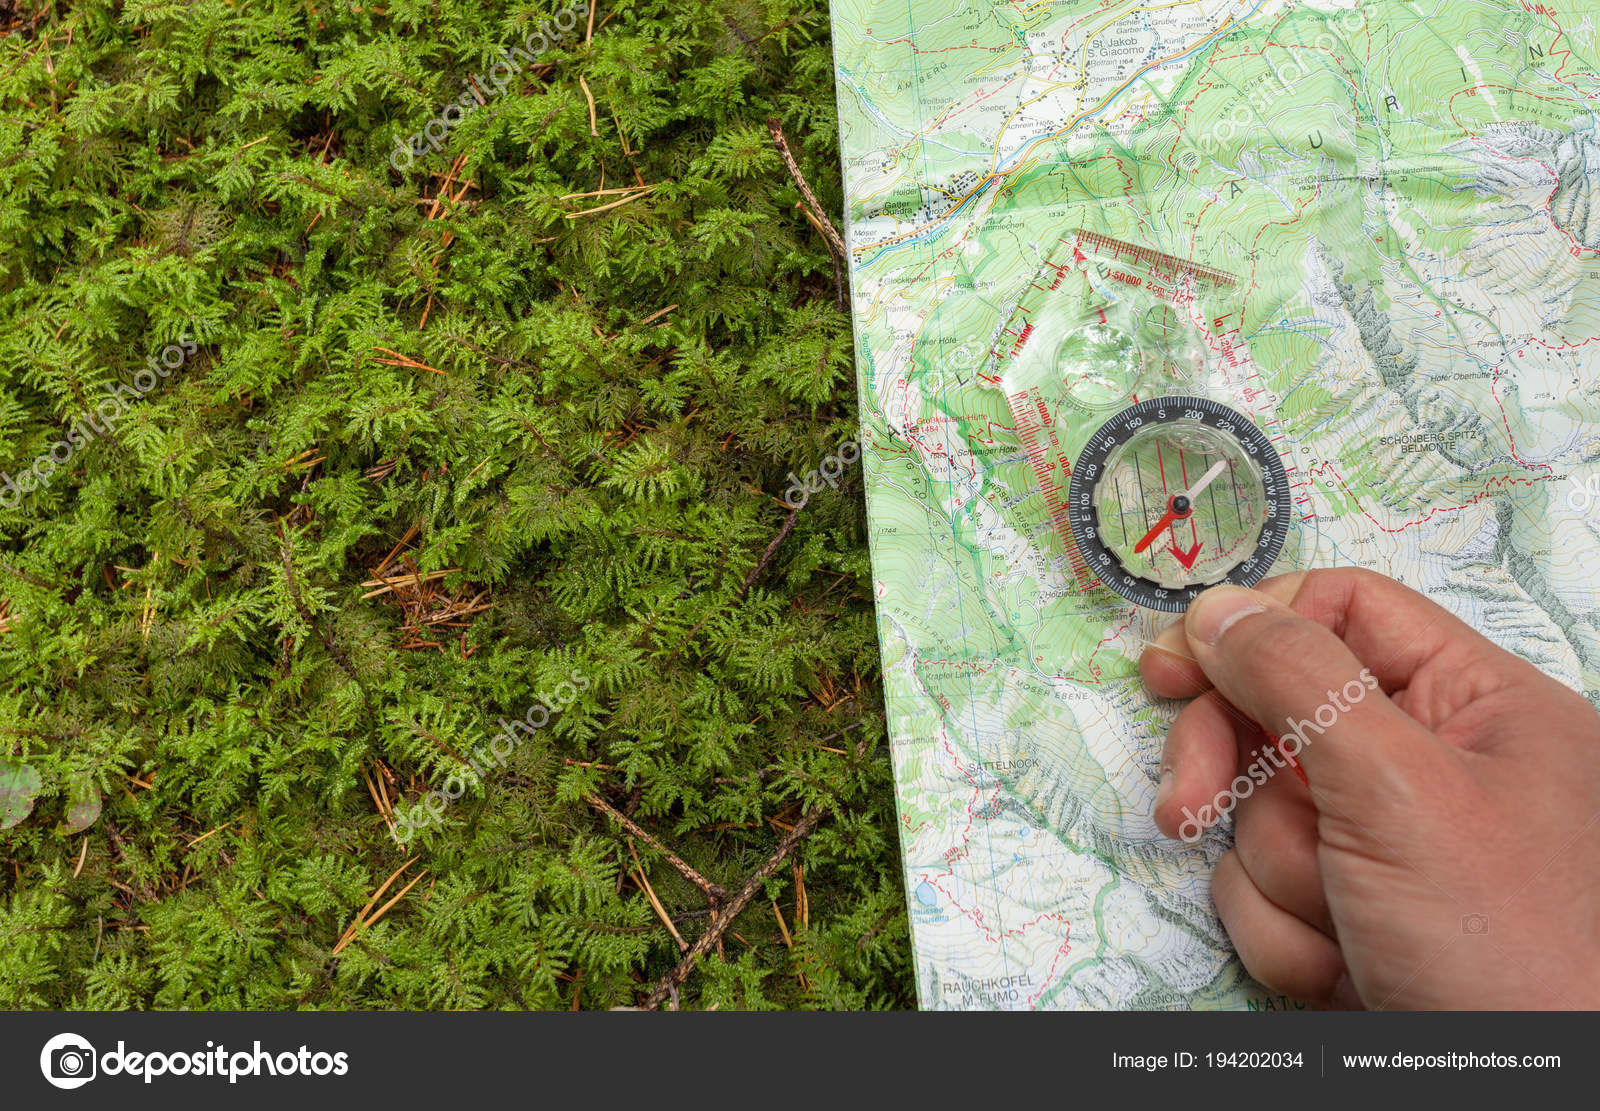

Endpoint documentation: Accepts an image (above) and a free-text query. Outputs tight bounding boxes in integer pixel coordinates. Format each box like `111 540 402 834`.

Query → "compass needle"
1184 459 1227 500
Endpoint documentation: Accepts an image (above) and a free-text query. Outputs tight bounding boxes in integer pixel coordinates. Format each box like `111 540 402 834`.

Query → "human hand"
1139 568 1600 1010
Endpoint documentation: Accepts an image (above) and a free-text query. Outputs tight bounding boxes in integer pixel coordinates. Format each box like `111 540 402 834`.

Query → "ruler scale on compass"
1070 229 1238 296
1006 386 1095 589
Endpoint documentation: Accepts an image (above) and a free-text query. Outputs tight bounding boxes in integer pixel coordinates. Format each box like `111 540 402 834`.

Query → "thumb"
1181 584 1444 806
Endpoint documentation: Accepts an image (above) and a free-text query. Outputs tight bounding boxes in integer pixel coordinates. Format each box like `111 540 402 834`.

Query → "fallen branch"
640 723 874 1008
740 504 801 593
766 116 848 310
586 792 727 899
643 804 822 1009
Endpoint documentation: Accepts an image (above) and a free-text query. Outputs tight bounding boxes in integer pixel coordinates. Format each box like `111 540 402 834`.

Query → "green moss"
0 0 910 1010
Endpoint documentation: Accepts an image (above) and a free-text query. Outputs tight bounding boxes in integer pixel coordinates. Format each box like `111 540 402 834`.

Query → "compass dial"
1067 396 1291 611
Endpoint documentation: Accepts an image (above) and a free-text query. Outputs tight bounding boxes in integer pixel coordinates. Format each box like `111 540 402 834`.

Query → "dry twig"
766 117 848 309
640 724 873 1008
643 806 822 1008
586 792 726 899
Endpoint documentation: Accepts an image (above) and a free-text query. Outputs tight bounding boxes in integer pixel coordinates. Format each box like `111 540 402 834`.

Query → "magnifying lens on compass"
1068 396 1291 612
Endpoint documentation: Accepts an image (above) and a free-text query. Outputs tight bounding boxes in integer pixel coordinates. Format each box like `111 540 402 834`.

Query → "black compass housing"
1066 395 1292 611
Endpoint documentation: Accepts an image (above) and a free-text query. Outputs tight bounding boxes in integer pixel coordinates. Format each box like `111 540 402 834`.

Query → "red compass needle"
1131 458 1227 557
1133 506 1178 554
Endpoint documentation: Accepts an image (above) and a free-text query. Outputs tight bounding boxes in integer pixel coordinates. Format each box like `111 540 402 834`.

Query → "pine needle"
629 840 687 952
564 186 654 219
578 75 598 136
335 859 424 955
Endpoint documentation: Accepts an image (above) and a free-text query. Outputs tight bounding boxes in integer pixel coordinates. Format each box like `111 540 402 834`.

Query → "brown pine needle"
372 771 397 837
347 857 416 931
578 75 598 136
795 199 832 243
638 303 677 327
369 357 444 375
359 567 460 600
361 766 392 832
558 185 650 201
425 154 467 222
370 347 444 375
612 108 635 156
363 870 427 929
186 821 233 849
334 859 424 955
374 524 420 577
630 841 687 952
281 446 322 467
140 580 155 640
772 899 793 948
73 838 88 878
564 187 654 220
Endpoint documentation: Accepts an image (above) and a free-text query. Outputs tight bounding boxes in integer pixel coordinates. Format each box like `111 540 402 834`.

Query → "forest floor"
0 0 913 1009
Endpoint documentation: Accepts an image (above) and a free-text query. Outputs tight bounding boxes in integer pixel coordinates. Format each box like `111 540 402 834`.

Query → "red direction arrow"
1170 540 1202 569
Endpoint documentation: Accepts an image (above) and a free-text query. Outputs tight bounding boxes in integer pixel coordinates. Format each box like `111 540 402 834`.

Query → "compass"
1067 395 1291 611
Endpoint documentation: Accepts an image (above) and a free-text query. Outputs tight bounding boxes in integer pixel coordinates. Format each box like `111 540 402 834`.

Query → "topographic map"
828 0 1600 1008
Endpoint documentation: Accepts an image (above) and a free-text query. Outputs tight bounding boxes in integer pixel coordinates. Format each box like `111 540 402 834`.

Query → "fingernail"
1187 585 1266 647
1154 765 1175 811
1146 622 1193 661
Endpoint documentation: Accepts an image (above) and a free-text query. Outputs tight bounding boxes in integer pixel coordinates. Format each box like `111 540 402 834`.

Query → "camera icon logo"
1461 913 1491 935
39 1033 98 1090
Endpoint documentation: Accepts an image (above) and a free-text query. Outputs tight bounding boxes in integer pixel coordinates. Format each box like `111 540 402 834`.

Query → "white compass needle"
1184 458 1228 501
